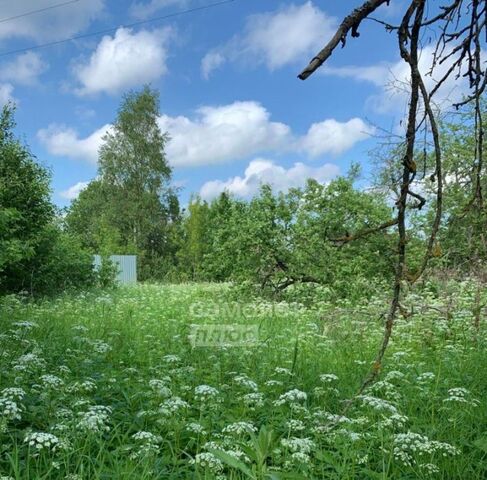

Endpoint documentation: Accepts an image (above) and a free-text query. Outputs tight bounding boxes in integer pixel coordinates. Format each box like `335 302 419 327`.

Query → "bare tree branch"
298 0 391 80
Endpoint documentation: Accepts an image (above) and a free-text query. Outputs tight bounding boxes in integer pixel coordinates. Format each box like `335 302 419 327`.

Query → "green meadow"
1 282 486 479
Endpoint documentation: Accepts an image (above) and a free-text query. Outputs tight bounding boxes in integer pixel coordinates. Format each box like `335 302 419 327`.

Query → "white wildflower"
24 432 62 452
274 389 307 406
41 375 64 389
319 373 338 383
159 396 189 416
241 392 264 408
76 405 111 433
191 452 223 473
281 437 315 454
0 398 22 421
222 422 257 435
186 422 206 435
233 375 258 391
1 387 26 401
195 385 220 399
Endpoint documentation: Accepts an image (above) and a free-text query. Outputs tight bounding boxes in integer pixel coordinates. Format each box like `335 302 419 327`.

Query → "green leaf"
208 449 255 479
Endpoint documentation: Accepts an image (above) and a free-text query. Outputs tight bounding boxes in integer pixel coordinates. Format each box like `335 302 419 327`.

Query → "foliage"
0 104 98 296
372 100 487 278
66 86 180 281
177 177 395 300
435 102 487 270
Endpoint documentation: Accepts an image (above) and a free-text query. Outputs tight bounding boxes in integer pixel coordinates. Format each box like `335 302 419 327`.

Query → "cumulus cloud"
202 1 336 78
38 101 373 167
159 102 374 166
200 158 340 200
158 101 292 167
0 0 105 42
323 46 481 113
60 181 90 200
130 0 187 19
0 84 15 106
0 52 48 85
300 118 375 157
37 124 112 164
73 27 172 96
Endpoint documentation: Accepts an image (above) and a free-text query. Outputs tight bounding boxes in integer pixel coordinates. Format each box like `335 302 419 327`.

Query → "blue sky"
0 0 468 207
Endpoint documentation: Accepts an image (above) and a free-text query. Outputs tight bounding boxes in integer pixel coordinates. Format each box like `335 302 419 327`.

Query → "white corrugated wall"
93 255 137 284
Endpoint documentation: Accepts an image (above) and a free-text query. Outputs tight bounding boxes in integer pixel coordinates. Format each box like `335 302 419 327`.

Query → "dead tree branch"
298 0 391 80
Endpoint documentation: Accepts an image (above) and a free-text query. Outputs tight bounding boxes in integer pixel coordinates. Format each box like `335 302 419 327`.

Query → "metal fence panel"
93 255 137 284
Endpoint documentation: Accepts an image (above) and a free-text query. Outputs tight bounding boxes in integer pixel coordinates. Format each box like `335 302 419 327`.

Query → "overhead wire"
0 0 81 25
0 0 237 58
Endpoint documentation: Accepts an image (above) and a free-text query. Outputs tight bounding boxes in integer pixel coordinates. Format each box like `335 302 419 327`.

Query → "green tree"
0 104 97 295
436 102 487 268
67 86 179 279
0 104 53 292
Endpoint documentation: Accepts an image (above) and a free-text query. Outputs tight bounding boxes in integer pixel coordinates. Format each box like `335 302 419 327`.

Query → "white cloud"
300 118 375 157
73 27 172 96
202 1 336 78
60 181 90 200
159 102 373 167
201 52 225 80
0 53 48 85
0 0 105 42
158 101 292 167
38 101 372 167
200 158 340 200
37 124 112 164
130 0 187 19
0 84 15 106
323 46 480 114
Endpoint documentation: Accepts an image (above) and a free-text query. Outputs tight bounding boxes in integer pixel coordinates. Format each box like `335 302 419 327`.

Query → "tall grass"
0 282 486 479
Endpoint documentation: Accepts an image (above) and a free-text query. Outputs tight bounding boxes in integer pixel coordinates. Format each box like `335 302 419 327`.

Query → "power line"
0 0 81 25
0 0 237 58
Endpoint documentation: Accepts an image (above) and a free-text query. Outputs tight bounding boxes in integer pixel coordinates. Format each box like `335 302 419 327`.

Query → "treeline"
1 86 485 297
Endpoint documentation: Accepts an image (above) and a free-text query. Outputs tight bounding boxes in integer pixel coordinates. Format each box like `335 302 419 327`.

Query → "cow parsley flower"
186 422 206 435
241 392 264 408
281 437 315 454
159 396 189 416
67 379 97 394
233 375 258 391
92 340 111 354
191 452 224 473
0 398 22 421
393 432 459 467
443 387 479 406
13 353 45 372
290 451 311 464
132 431 162 443
1 387 26 401
222 422 257 435
286 419 306 432
24 432 62 452
319 373 338 383
195 385 220 399
76 405 111 433
274 367 293 376
149 379 172 398
162 354 180 364
359 395 398 414
417 372 435 383
41 375 64 389
274 389 307 406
